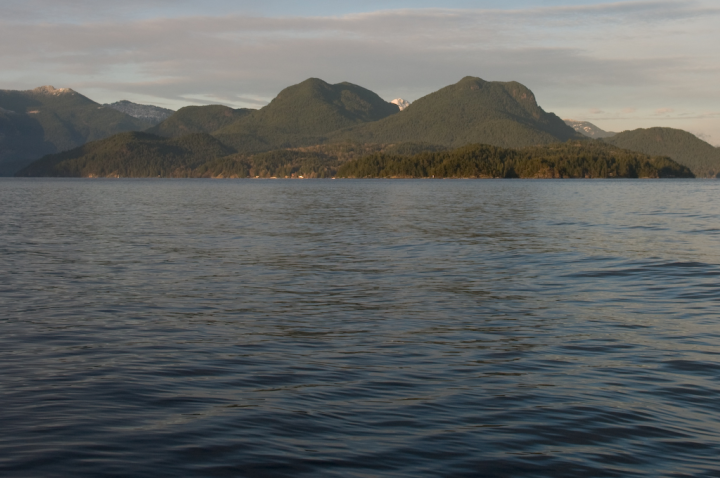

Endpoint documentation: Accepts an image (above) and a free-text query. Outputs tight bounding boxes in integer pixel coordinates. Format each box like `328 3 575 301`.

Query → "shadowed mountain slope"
0 86 148 175
604 127 720 178
0 107 56 176
213 78 400 152
328 77 581 148
147 105 254 138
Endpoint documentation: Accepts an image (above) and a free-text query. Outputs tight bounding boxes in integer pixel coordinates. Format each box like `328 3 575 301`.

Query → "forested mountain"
105 100 174 125
328 77 582 148
0 86 148 175
213 78 400 152
604 127 720 178
148 105 254 138
16 131 234 178
564 120 616 139
337 141 693 179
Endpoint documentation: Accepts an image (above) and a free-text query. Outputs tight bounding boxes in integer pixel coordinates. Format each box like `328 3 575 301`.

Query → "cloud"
0 0 718 142
2 2 716 94
654 108 675 115
622 107 637 114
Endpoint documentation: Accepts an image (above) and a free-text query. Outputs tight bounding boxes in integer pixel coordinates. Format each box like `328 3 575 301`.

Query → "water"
1 178 719 477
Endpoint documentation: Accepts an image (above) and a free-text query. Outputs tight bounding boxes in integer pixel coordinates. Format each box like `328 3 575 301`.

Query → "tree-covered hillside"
17 129 692 180
0 86 149 175
603 127 720 178
213 78 400 152
16 137 398 179
198 143 415 179
147 105 254 138
329 77 582 148
16 131 235 178
337 141 693 179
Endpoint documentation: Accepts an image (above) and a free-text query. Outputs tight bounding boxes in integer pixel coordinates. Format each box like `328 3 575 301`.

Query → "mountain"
213 78 400 152
147 105 254 138
391 98 411 111
564 119 616 139
603 127 720 178
337 141 694 179
329 77 582 148
105 100 174 125
0 86 148 175
16 131 234 178
14 78 714 180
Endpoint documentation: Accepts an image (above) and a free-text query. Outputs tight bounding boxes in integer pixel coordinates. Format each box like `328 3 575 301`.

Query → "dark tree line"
336 141 694 179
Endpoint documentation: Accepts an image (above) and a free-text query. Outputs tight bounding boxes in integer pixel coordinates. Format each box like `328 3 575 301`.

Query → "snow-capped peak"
391 98 411 111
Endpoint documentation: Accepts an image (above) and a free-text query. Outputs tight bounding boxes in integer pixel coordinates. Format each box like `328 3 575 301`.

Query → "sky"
2 0 718 144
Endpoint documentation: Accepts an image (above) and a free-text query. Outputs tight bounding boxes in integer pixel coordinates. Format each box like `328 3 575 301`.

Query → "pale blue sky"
150 0 616 17
2 0 719 143
6 0 618 20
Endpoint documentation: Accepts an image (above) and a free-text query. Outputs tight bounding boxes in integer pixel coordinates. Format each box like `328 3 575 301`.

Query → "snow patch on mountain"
104 100 175 125
564 119 616 139
32 86 76 96
391 98 410 111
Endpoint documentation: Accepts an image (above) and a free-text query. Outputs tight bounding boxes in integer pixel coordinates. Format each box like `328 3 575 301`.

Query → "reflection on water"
1 178 720 477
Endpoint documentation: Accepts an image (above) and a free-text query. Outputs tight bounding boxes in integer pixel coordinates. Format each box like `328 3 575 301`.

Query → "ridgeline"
330 77 581 148
147 105 254 138
5 77 716 179
213 79 400 152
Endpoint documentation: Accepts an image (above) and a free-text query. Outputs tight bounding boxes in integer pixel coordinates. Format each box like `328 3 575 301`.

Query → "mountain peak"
331 77 578 148
457 76 487 88
214 78 400 151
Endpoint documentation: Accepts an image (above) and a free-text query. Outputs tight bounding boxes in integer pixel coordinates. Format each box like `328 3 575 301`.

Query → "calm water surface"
1 179 719 477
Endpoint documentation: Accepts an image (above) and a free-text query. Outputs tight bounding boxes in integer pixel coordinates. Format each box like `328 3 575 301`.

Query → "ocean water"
1 178 719 477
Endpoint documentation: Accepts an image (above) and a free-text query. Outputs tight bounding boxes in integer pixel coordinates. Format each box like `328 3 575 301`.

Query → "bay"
1 178 719 477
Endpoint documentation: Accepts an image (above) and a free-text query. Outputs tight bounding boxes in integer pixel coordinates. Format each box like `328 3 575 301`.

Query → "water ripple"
1 178 720 477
